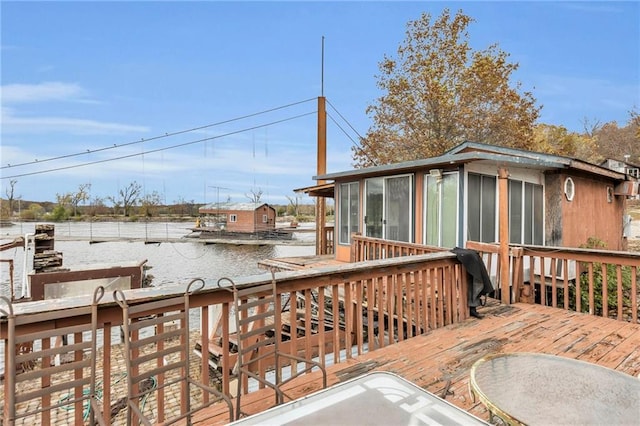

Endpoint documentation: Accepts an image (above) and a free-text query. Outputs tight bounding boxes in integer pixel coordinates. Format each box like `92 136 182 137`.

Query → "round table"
470 353 640 425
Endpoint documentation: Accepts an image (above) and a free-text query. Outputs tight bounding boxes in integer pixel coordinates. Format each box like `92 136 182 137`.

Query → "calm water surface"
0 222 316 372
1 221 315 297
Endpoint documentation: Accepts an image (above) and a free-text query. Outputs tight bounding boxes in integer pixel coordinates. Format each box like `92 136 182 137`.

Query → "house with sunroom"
314 142 637 263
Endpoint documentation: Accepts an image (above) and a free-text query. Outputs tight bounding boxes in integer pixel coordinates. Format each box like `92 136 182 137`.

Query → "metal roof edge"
315 142 627 182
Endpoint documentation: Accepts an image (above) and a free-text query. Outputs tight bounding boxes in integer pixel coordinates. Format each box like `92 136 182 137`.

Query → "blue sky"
1 1 638 206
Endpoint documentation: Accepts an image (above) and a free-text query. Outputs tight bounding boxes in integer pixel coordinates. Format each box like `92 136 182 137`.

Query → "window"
364 175 413 242
229 214 237 223
468 172 543 245
564 177 575 201
511 181 544 245
338 182 359 244
262 214 268 223
467 173 497 243
424 172 459 247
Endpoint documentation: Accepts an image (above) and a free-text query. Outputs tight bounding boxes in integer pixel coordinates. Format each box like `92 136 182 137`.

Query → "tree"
356 9 541 166
70 183 91 216
22 203 44 220
4 179 18 217
108 181 142 217
87 196 109 216
593 110 640 163
53 192 72 220
245 188 263 203
286 194 300 216
140 191 162 217
532 124 598 163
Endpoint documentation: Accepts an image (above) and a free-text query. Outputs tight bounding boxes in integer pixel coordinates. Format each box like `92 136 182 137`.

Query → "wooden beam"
498 167 510 304
316 96 327 255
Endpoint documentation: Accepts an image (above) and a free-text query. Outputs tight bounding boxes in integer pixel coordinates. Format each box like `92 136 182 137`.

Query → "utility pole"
316 36 328 255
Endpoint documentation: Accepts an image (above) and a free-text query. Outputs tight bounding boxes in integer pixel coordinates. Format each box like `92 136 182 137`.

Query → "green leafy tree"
52 192 72 221
356 9 541 166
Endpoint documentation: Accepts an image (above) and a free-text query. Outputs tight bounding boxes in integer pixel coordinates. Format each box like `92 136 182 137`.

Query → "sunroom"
319 142 633 264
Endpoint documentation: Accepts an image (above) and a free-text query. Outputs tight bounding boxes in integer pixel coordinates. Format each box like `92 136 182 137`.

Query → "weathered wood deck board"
195 302 640 425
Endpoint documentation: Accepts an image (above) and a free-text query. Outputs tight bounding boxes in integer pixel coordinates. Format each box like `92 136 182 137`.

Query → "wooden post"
316 96 327 255
498 167 510 304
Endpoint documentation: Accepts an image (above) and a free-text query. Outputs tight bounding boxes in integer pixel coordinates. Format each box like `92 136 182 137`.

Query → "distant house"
198 202 276 233
313 142 637 262
601 158 640 179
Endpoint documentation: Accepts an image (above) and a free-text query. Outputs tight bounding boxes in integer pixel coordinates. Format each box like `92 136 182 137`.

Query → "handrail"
350 234 445 262
519 245 639 322
465 241 639 323
0 252 469 424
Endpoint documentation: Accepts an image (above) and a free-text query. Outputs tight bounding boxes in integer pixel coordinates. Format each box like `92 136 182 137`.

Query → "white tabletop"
231 371 488 425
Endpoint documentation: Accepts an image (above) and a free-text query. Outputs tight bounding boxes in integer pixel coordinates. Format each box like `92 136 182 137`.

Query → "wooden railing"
520 245 639 323
466 241 640 323
350 234 445 262
324 225 334 255
1 252 468 424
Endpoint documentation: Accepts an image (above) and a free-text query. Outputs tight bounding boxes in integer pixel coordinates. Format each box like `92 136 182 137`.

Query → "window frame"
338 181 360 245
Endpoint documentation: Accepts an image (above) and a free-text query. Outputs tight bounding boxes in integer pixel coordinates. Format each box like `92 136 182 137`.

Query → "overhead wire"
326 99 378 166
1 97 316 170
2 112 316 179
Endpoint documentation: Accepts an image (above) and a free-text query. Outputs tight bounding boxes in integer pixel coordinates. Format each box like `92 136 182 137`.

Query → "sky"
1 1 638 206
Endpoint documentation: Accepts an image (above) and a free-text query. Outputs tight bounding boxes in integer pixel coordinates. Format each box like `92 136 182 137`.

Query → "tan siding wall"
551 173 625 250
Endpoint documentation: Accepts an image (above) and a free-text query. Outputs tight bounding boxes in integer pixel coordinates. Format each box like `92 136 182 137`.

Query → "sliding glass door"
424 172 459 247
364 175 412 242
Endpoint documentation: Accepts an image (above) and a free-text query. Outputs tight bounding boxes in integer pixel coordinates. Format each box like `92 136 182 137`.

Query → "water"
1 221 315 296
0 221 316 374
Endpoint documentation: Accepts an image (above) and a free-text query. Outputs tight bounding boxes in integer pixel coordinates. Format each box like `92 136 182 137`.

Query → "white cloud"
1 108 149 135
2 81 88 103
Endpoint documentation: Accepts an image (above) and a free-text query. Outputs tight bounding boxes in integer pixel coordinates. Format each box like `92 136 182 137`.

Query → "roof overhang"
294 182 335 198
314 142 628 183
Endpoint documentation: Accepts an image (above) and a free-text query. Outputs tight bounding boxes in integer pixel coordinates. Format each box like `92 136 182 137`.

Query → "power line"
326 98 365 140
326 99 378 166
2 97 316 170
2 112 315 179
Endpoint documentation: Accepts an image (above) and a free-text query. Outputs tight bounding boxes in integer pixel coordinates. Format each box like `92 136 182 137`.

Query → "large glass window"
364 175 413 242
424 172 459 247
509 180 523 244
468 174 543 245
338 182 360 244
467 173 497 243
364 178 383 239
524 182 544 245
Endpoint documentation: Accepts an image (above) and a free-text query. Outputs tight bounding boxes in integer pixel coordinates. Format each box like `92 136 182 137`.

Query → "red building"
198 202 276 233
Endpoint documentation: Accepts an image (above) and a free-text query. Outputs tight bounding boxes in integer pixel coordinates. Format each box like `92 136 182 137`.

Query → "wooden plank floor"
194 301 640 424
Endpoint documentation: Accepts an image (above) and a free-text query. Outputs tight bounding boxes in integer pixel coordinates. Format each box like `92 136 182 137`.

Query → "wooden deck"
195 300 640 425
257 254 342 271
